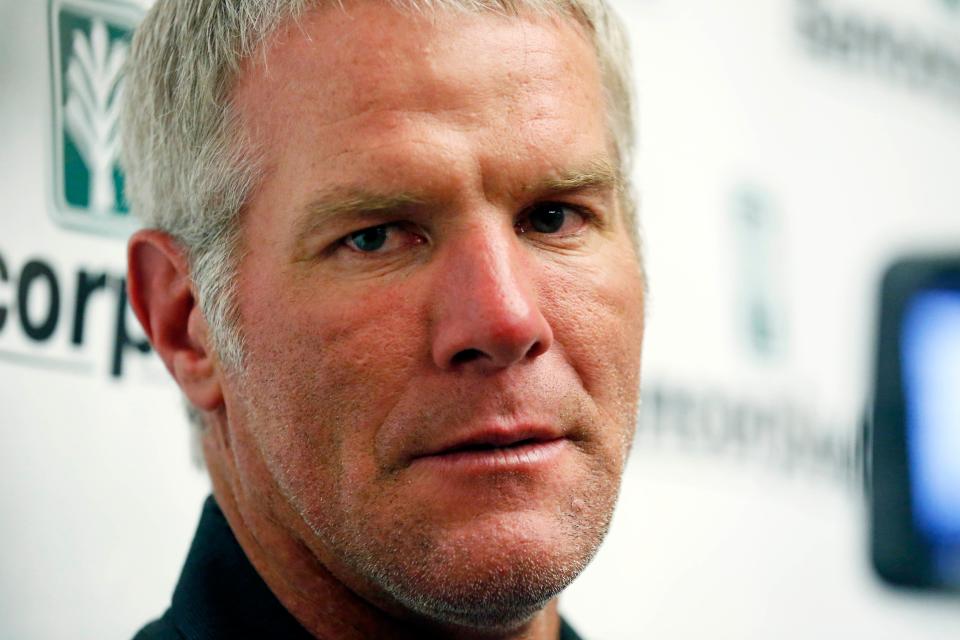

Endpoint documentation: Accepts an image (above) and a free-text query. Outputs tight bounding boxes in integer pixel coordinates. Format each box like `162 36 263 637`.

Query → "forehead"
232 3 606 162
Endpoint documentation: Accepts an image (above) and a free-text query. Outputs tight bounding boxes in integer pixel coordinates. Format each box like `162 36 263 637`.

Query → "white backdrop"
1 1 959 638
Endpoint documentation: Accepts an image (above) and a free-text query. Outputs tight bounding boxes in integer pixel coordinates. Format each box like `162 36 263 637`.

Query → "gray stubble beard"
299 465 621 633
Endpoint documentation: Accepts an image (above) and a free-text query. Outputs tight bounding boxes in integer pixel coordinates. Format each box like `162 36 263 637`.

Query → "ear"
127 230 224 412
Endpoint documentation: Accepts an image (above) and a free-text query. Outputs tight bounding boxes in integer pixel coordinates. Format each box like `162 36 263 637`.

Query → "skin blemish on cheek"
569 496 587 514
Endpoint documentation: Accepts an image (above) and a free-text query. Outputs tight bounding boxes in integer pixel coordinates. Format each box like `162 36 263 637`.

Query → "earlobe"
127 230 225 412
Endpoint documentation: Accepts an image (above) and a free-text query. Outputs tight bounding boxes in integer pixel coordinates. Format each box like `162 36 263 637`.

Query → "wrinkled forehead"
231 2 606 152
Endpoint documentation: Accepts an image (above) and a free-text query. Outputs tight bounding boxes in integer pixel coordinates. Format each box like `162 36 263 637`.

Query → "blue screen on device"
902 289 960 581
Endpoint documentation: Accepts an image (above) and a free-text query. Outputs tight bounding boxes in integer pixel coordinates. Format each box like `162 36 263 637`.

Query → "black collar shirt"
134 497 585 640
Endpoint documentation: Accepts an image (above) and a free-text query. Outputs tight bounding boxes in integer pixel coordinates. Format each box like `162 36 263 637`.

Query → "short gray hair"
121 0 637 431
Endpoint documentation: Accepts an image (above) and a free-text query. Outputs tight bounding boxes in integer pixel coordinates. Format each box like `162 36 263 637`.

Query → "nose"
430 224 554 372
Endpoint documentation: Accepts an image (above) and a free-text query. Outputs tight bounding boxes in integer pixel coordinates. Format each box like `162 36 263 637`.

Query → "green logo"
49 0 143 235
732 188 787 362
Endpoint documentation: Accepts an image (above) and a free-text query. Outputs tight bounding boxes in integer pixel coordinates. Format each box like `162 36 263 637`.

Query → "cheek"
244 272 425 398
540 250 645 415
234 277 427 489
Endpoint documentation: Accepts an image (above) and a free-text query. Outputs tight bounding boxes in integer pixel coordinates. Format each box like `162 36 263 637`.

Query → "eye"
342 223 424 254
346 225 389 252
516 202 587 236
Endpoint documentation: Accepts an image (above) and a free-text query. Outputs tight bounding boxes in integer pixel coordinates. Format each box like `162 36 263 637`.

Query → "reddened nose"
430 225 554 373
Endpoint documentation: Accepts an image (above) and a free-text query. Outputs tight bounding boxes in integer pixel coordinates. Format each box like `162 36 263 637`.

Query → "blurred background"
1 0 958 638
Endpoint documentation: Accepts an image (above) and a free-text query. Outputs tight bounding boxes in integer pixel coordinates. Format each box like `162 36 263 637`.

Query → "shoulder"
132 613 184 640
560 616 586 640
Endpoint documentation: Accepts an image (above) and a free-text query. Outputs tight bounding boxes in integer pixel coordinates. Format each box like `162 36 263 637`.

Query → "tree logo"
49 0 143 235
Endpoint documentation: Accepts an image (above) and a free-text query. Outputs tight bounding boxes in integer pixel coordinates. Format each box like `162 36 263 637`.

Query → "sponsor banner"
1 1 959 639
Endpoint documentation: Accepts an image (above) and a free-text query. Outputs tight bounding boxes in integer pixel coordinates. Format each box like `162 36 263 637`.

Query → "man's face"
221 2 644 628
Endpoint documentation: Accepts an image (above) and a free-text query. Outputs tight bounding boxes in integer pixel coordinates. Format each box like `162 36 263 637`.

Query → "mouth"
410 427 569 473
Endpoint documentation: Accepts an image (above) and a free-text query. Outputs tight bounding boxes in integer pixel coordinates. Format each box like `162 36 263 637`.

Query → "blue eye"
518 203 586 236
341 223 426 255
530 204 568 233
346 225 389 252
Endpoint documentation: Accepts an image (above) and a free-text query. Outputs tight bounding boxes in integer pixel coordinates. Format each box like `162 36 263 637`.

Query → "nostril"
451 348 484 365
526 340 546 359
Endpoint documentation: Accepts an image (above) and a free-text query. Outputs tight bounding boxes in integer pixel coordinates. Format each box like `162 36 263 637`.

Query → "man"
123 1 645 638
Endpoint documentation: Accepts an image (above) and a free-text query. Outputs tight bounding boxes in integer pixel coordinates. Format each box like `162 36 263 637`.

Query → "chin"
377 542 583 630
346 508 612 631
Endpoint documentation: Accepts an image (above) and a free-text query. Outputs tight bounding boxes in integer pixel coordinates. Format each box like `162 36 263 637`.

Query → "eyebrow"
528 158 622 197
292 190 423 253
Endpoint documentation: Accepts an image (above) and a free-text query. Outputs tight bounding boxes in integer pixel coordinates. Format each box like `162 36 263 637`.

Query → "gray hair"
121 0 637 434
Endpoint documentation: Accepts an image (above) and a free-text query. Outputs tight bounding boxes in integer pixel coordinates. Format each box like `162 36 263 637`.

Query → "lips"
414 425 564 460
